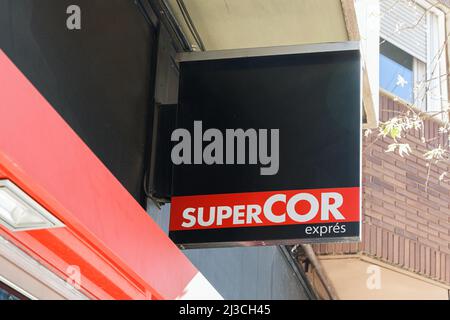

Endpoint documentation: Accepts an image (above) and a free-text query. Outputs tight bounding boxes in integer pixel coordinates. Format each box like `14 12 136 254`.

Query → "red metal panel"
0 50 200 300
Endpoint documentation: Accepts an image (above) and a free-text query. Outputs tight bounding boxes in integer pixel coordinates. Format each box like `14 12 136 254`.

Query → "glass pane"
428 12 442 112
0 286 20 300
0 282 27 300
380 40 414 103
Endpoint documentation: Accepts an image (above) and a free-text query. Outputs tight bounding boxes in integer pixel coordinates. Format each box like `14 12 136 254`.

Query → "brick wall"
313 93 450 284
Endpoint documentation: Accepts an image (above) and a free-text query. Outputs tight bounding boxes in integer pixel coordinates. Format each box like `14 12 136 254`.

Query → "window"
380 40 415 103
0 282 25 300
380 0 448 112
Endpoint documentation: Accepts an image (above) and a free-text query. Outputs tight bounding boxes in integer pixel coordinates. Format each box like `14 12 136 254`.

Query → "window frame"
379 39 415 103
423 1 448 113
380 0 448 113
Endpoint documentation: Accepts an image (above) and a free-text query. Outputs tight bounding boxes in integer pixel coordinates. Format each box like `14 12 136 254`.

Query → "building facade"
307 0 450 299
307 92 450 299
1 0 448 300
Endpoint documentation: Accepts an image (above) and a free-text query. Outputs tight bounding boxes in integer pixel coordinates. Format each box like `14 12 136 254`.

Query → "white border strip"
0 235 89 300
177 41 360 62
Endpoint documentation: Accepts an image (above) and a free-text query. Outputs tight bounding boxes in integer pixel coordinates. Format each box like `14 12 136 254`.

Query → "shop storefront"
0 0 378 300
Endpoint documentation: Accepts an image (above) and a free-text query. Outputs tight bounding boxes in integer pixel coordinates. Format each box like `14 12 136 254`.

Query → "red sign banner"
170 187 360 231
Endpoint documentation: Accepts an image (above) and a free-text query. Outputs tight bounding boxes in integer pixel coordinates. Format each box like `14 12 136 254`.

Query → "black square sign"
169 42 361 249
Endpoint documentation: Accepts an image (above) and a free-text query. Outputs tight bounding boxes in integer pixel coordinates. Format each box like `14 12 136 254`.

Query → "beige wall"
320 255 449 300
167 0 349 50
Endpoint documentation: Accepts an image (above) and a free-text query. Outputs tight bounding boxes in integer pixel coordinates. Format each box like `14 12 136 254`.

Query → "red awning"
0 50 214 300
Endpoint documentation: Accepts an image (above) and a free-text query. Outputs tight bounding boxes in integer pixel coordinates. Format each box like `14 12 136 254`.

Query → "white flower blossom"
396 74 408 88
